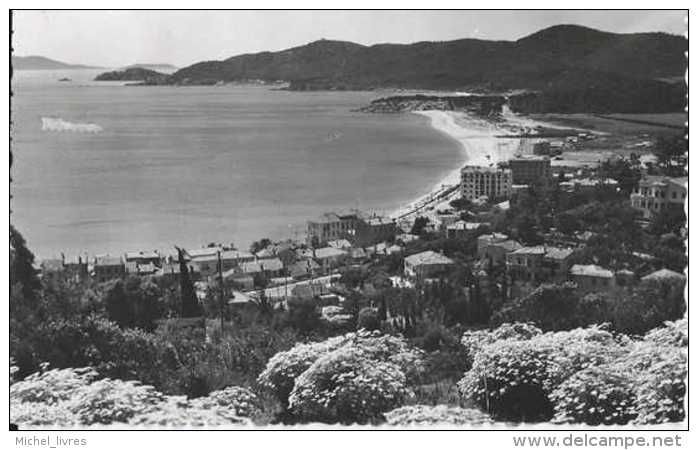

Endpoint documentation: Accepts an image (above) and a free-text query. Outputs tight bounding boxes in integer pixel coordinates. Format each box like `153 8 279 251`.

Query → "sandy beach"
390 110 525 220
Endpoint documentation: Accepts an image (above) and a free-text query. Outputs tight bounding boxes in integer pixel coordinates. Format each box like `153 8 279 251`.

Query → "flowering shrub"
385 405 493 426
258 330 424 409
288 347 413 424
643 318 687 348
189 386 261 418
129 397 252 428
10 367 254 428
550 366 637 425
257 333 350 404
458 325 626 421
69 378 166 425
10 367 99 404
632 346 686 424
460 322 542 363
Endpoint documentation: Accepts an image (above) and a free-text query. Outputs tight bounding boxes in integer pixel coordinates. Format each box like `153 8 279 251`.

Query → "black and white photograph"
6 6 689 439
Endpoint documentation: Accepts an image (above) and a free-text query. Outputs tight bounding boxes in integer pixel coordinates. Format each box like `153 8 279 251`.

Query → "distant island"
12 55 102 70
94 67 168 83
131 24 686 114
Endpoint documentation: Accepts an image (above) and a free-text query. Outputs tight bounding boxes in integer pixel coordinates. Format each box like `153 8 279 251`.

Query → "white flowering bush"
10 367 254 428
10 366 99 404
288 347 413 424
460 322 542 363
643 318 687 347
458 325 626 421
189 386 261 418
632 345 686 424
69 378 167 425
550 366 636 425
257 334 351 404
129 396 252 428
258 330 424 410
385 405 493 426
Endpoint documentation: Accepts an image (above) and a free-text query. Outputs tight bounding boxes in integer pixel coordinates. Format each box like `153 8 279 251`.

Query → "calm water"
11 69 462 259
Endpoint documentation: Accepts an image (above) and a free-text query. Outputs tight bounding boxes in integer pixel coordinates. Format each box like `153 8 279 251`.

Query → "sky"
12 10 687 68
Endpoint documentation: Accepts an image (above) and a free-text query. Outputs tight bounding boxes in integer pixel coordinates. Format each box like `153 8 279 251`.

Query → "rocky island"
94 67 168 83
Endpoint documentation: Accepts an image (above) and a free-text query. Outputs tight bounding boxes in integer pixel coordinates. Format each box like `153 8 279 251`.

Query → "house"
289 259 321 280
259 258 284 277
222 268 255 291
446 221 489 239
506 246 546 281
327 239 353 250
404 251 455 279
313 247 348 273
367 242 402 257
541 247 576 281
125 261 158 276
506 246 576 282
630 175 687 219
189 249 255 276
157 262 199 282
306 212 363 246
569 264 615 293
93 255 125 282
481 239 523 266
355 215 398 247
477 233 509 258
124 250 161 267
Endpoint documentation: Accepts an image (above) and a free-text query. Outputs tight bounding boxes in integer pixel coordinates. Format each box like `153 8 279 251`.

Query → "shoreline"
389 110 523 221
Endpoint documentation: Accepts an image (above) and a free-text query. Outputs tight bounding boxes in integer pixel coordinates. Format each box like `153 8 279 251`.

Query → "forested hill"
143 24 687 113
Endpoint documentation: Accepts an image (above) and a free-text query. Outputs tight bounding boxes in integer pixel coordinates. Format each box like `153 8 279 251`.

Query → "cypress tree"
176 247 201 318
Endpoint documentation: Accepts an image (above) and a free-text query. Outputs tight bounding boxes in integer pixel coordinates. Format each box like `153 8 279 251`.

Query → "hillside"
149 25 686 113
12 55 101 70
94 67 168 82
122 63 177 72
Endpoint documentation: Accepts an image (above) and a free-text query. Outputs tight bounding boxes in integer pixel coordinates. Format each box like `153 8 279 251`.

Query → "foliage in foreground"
385 405 493 426
458 320 686 425
10 367 256 428
258 329 424 424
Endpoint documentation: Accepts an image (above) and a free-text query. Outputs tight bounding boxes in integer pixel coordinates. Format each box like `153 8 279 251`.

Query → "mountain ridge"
12 55 102 70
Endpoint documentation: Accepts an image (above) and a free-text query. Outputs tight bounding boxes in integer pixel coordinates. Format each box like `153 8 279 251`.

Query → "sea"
11 69 463 259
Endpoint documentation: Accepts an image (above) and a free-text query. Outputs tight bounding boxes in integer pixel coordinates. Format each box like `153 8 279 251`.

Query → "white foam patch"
41 117 103 133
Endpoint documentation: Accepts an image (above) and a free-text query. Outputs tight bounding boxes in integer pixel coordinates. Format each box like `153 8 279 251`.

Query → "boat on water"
58 77 72 82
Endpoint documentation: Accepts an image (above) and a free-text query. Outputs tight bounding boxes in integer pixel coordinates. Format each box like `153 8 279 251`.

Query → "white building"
460 166 512 201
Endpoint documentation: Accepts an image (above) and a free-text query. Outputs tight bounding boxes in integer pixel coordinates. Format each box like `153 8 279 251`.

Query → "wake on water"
41 117 103 133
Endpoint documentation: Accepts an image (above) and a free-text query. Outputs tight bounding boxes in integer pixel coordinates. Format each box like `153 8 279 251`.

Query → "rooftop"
404 250 455 266
94 255 123 266
510 246 547 255
125 250 159 260
314 247 348 259
641 268 686 281
570 264 614 278
544 247 575 260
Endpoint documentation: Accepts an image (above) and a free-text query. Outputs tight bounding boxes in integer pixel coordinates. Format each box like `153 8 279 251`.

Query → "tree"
410 216 430 236
249 238 272 254
599 157 642 195
654 134 687 177
177 247 201 318
10 225 41 301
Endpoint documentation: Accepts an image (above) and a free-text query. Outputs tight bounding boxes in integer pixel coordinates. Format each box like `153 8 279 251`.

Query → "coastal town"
10 11 688 432
37 121 687 316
